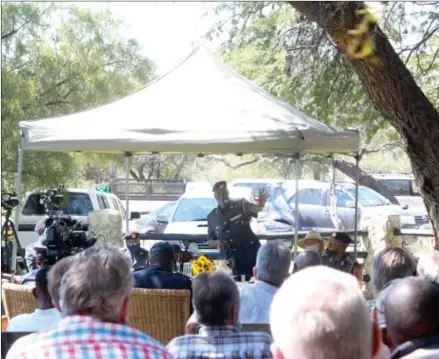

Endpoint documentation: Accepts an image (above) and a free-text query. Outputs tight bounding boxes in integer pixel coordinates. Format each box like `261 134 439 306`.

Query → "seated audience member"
167 270 272 359
294 250 322 273
6 267 61 332
239 242 291 324
298 231 327 255
133 241 192 291
369 247 415 326
416 250 439 284
6 244 172 359
383 277 439 358
47 256 76 311
270 266 381 359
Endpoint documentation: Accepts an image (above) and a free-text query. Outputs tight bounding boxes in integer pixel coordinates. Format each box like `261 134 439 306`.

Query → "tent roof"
19 47 360 155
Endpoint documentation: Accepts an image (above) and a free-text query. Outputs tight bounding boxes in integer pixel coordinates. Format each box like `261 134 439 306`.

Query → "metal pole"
11 141 24 282
293 153 301 262
354 154 360 261
124 152 132 233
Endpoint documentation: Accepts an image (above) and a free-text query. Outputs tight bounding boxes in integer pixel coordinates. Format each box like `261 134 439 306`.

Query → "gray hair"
193 270 239 326
372 247 415 295
295 251 322 272
270 266 371 359
256 242 291 287
59 243 133 323
417 250 439 284
47 256 76 309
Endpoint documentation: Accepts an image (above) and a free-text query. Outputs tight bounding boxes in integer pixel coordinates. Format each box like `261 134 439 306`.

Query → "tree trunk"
289 1 439 249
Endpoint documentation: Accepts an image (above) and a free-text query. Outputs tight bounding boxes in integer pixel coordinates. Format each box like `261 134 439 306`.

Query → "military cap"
332 232 353 245
123 231 139 240
150 241 174 256
212 181 227 192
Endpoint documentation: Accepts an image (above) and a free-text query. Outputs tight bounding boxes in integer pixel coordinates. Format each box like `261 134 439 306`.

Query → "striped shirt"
6 315 172 359
166 325 273 359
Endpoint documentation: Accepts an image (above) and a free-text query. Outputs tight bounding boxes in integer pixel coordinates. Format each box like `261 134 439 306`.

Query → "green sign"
95 184 109 193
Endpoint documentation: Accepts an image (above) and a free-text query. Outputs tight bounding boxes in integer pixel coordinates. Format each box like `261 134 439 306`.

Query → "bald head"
383 277 439 346
270 266 373 359
294 251 321 272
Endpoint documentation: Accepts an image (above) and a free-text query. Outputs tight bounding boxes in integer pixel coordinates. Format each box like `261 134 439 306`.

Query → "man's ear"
32 287 37 299
253 266 257 279
371 307 381 358
120 298 130 324
230 304 239 326
271 343 285 359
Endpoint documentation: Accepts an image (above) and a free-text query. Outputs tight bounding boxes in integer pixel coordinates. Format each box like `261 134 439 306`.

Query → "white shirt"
6 308 61 332
239 280 278 324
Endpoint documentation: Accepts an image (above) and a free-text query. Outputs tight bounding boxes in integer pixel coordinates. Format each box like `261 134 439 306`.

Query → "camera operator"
21 238 49 285
25 219 48 270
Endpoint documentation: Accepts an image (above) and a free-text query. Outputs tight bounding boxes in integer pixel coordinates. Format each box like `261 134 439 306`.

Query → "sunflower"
192 255 215 275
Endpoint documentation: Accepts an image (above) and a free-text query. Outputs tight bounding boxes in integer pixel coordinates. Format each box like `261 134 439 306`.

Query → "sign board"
95 184 109 193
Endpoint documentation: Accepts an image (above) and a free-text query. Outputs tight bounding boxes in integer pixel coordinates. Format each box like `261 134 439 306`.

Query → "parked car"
371 173 430 228
261 180 429 232
230 178 281 200
16 189 141 248
136 201 177 233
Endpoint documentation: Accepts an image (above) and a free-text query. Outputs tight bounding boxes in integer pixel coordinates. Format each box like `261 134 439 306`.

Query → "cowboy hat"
298 231 328 249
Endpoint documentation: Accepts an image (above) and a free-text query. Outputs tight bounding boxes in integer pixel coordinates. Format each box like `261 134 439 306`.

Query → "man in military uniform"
207 181 268 281
322 232 363 281
121 231 149 271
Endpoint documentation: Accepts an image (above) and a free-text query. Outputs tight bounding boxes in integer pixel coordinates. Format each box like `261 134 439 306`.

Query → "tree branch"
204 155 264 169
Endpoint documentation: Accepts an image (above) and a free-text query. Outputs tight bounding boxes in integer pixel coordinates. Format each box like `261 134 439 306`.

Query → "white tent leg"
354 154 360 260
124 152 132 233
293 153 301 261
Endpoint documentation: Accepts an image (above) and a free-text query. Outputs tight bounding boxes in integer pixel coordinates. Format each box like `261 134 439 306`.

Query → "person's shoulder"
207 208 218 219
5 331 40 356
344 252 356 263
6 313 33 331
172 272 192 287
239 330 273 345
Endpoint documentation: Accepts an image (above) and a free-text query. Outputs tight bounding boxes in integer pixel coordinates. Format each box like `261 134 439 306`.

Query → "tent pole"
11 139 23 282
354 154 360 261
293 153 301 262
124 152 132 233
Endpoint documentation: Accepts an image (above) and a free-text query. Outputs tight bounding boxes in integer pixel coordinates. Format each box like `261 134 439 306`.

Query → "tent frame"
12 142 361 281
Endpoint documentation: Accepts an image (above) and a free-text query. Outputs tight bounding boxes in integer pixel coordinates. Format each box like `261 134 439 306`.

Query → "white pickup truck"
16 188 142 249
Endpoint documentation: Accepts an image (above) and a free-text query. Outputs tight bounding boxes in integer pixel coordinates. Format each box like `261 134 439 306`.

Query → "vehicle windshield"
172 198 217 222
342 186 391 207
22 192 94 216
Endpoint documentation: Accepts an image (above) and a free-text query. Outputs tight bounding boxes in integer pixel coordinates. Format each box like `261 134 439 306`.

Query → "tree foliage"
209 2 438 143
1 2 155 192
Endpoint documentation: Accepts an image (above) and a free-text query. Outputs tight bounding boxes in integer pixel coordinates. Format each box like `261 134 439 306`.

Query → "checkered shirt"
166 325 273 359
6 315 172 359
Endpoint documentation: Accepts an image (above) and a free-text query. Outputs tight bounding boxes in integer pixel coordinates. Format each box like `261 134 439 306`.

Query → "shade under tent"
14 46 361 279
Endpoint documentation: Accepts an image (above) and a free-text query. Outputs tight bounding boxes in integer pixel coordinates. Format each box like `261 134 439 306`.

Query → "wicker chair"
129 288 191 344
2 283 37 319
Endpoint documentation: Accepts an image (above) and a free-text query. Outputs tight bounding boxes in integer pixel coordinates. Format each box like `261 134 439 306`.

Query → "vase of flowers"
192 255 215 275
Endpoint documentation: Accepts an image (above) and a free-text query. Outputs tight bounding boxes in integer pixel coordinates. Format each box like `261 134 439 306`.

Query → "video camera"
40 185 97 265
1 193 20 212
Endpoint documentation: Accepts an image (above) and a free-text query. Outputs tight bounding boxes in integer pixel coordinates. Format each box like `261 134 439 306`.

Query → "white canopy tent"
14 46 361 277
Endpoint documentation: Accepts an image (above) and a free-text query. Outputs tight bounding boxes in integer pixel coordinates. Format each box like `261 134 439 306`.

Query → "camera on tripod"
40 185 97 265
1 192 20 211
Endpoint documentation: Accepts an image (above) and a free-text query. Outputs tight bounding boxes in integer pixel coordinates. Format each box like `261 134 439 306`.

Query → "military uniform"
121 232 149 271
207 198 260 280
321 232 359 275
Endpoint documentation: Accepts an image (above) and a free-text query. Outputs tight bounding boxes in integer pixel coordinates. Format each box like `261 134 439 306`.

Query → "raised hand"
258 187 268 208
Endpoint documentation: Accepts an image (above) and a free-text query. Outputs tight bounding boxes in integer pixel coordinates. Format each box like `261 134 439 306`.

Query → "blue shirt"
238 280 278 324
166 325 272 359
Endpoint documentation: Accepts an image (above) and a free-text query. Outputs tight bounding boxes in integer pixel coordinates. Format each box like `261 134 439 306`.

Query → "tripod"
1 207 27 280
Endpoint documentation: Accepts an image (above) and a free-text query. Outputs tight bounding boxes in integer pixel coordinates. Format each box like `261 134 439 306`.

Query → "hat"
331 232 353 245
212 181 227 192
298 231 327 249
150 241 174 256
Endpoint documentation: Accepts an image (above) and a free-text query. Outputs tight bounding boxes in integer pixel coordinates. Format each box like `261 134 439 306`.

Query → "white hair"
417 250 439 284
256 242 291 287
270 266 371 359
59 243 133 323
